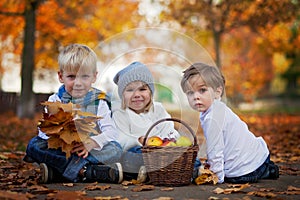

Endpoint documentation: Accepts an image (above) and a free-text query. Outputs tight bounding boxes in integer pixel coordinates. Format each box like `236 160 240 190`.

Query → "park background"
0 1 299 199
0 0 299 157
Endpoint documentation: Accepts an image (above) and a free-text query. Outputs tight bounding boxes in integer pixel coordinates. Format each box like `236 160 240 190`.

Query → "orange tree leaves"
38 101 101 158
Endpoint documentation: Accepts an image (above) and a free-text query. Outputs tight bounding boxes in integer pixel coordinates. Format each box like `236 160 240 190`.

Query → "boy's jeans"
224 155 271 183
26 136 122 182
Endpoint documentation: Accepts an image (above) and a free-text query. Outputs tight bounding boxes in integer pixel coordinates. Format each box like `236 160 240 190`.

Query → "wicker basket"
141 118 199 186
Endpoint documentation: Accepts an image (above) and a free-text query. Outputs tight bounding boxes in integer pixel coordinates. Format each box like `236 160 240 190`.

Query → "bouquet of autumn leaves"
38 101 102 159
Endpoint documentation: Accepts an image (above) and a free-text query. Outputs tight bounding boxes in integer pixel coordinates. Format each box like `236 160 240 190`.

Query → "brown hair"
181 62 225 97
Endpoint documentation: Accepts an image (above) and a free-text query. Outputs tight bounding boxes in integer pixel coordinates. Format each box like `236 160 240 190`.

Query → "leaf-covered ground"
0 111 299 199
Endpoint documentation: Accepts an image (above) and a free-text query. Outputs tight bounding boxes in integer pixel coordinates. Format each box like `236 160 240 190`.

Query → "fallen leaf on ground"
247 191 277 198
85 185 111 191
213 183 250 194
152 197 174 200
0 190 28 200
62 183 74 187
94 195 127 200
47 190 89 200
160 187 174 191
194 168 218 185
131 185 155 192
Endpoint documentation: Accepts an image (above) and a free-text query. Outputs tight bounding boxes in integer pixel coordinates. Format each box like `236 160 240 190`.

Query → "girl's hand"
138 136 145 145
71 139 98 158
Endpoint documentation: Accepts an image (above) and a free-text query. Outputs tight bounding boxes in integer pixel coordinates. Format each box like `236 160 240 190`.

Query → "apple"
176 136 192 147
165 141 177 146
146 136 163 146
161 138 177 146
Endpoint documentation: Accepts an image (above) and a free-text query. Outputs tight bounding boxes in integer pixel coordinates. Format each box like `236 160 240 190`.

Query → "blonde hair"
181 62 225 97
58 44 97 73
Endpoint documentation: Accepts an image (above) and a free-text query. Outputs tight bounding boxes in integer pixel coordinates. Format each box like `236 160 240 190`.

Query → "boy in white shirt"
180 62 279 183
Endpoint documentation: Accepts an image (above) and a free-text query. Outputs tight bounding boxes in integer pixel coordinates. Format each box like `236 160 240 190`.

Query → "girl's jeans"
26 136 122 182
224 154 271 183
121 146 201 176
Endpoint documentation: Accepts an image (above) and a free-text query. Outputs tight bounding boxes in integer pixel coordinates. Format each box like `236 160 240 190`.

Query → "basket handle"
142 118 197 146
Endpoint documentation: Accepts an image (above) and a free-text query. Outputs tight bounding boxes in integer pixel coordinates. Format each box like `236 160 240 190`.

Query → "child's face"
123 81 151 114
185 74 221 112
58 69 97 98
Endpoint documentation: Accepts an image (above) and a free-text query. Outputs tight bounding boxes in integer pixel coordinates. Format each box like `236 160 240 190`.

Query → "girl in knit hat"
112 61 180 181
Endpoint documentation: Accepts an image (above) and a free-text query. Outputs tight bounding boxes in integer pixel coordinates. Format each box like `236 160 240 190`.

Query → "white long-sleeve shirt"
38 93 119 150
112 101 179 151
200 100 269 183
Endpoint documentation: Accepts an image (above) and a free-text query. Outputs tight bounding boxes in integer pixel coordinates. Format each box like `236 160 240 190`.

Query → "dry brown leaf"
37 101 102 159
47 190 90 200
213 183 250 194
0 190 28 200
208 196 220 200
94 196 127 200
213 187 224 194
131 184 155 192
287 185 300 191
85 185 111 191
62 183 74 187
194 168 218 185
41 101 78 114
247 191 277 198
152 197 174 200
121 180 134 186
160 187 174 191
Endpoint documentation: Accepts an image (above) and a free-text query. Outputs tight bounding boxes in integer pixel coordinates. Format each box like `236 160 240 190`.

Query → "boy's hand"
71 139 98 158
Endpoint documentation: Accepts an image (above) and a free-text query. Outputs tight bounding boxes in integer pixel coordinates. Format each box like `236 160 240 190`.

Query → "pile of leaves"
38 101 101 158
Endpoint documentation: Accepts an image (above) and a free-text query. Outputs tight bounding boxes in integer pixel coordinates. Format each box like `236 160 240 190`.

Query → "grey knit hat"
113 62 155 99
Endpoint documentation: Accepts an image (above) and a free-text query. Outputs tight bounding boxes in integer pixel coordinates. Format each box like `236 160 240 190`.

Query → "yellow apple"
166 141 177 146
161 140 177 146
176 136 192 147
146 136 163 146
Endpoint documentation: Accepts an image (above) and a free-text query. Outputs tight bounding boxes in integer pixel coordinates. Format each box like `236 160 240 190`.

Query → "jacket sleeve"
90 100 119 150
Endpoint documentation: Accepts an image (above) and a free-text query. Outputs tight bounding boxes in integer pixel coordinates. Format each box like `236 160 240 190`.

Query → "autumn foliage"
38 101 101 158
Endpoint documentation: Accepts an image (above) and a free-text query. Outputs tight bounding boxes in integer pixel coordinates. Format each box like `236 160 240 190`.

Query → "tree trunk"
213 30 221 69
17 1 38 119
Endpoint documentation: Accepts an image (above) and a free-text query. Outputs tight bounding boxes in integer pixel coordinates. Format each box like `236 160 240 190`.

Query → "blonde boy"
24 44 123 183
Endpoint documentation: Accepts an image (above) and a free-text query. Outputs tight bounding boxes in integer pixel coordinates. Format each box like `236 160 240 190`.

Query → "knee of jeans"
26 137 47 153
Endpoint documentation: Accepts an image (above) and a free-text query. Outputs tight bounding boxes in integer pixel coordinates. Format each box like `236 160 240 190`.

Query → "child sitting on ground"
24 43 123 184
112 62 185 182
180 62 279 183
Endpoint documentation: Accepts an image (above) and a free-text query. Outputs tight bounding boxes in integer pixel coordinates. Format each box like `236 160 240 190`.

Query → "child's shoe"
137 165 147 183
39 163 53 183
39 163 65 183
85 163 123 183
268 163 279 179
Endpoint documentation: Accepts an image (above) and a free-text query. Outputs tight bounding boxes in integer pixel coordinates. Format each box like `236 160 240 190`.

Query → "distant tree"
162 0 298 69
0 0 139 118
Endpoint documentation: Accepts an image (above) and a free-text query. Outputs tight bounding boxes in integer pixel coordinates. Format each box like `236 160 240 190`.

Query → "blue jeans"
26 136 122 182
224 155 271 183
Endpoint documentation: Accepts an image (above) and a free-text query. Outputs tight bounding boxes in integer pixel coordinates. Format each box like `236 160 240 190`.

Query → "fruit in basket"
176 136 193 147
146 136 163 146
165 141 177 146
161 138 177 146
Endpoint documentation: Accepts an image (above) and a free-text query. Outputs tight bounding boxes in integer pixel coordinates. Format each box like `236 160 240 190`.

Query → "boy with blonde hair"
24 44 123 183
